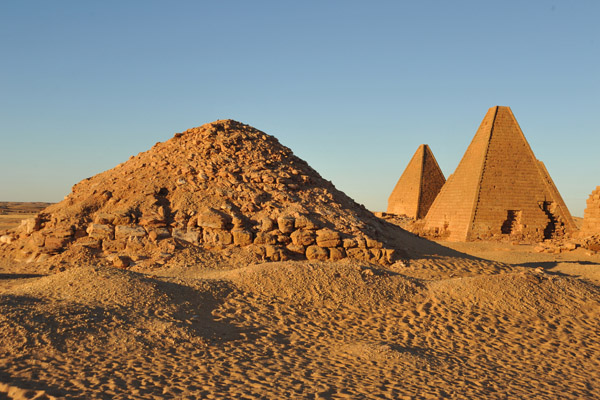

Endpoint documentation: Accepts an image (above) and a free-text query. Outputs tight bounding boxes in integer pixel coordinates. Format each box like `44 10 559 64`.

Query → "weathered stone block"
94 213 116 225
316 229 341 248
329 247 346 261
294 215 319 230
286 243 305 255
232 229 253 246
44 236 69 253
87 224 114 240
277 216 295 234
115 225 147 240
290 229 316 246
172 228 199 244
305 245 328 261
198 210 229 229
342 238 358 248
254 231 278 245
203 229 233 245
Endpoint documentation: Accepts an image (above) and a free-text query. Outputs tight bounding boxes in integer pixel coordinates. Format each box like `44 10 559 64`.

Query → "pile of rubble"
0 120 403 269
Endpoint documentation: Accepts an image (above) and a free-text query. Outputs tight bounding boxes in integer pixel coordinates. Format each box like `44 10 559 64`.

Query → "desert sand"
1 225 600 399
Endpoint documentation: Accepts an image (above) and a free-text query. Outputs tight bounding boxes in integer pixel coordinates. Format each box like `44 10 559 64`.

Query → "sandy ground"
0 239 599 399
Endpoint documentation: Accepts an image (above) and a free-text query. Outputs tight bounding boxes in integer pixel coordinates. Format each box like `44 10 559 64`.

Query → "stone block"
277 216 295 234
232 229 253 246
316 229 341 248
115 225 147 240
329 247 346 261
86 224 114 240
290 229 316 246
305 245 328 261
197 209 229 229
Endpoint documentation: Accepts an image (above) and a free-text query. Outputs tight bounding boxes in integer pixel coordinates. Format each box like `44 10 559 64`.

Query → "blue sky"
0 1 598 216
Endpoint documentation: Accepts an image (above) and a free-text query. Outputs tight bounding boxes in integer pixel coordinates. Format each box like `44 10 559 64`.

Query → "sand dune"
2 249 600 399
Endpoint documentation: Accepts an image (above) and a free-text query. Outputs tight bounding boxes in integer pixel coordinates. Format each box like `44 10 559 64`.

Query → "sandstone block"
28 232 46 247
21 217 41 234
286 243 305 255
258 217 275 232
115 225 147 240
329 247 346 261
265 245 287 261
87 224 114 240
198 210 228 229
342 238 358 248
44 236 69 253
149 227 171 240
316 229 341 248
203 229 233 245
294 215 319 230
366 238 383 249
94 213 115 225
232 229 253 246
306 245 328 261
172 228 201 244
346 248 372 261
277 216 295 234
254 231 278 245
290 229 316 246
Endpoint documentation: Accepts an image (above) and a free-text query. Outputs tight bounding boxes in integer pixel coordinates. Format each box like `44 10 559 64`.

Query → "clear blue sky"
1 1 598 216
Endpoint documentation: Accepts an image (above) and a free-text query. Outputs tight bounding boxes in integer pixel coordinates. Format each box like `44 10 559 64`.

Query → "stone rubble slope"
0 119 404 270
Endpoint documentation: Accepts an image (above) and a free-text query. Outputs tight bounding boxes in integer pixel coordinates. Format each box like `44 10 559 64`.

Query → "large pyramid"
387 144 445 219
423 106 576 241
0 120 402 269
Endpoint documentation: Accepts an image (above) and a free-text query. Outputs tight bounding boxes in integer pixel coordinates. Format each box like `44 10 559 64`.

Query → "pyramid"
423 106 576 241
387 144 445 219
0 120 402 269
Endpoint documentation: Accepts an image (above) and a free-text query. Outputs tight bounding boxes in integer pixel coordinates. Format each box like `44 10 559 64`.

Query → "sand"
1 241 600 399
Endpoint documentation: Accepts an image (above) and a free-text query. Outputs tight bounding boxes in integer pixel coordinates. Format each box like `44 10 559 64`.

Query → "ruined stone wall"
581 186 600 236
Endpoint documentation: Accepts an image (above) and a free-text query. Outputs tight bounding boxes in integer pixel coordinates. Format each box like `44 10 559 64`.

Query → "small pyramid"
387 144 445 219
423 106 576 241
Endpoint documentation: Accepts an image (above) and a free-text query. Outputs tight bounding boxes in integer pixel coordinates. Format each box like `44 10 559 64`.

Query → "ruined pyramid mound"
423 106 576 242
0 120 402 269
387 144 445 219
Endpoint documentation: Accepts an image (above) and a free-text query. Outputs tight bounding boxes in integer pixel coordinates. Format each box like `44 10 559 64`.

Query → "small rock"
112 256 131 269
